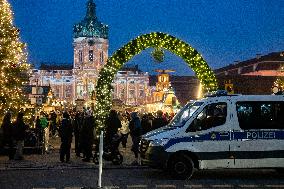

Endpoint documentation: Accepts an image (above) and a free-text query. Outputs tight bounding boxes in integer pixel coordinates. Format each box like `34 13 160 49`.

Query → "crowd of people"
92 109 172 165
0 108 174 165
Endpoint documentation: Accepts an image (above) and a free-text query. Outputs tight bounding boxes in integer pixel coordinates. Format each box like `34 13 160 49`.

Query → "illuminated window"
76 85 84 97
79 50 83 62
55 88 60 98
139 90 144 97
100 52 104 63
129 90 135 98
121 89 125 98
88 82 94 93
65 91 71 98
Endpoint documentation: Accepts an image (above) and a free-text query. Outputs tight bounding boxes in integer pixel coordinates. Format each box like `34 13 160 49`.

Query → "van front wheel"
168 155 194 180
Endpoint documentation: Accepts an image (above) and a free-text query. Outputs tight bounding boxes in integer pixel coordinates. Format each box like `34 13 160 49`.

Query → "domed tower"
73 0 109 101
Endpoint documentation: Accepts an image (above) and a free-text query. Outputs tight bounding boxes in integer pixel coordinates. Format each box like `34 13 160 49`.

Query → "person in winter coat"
80 111 95 162
40 112 48 129
73 112 82 157
39 112 50 152
129 112 142 165
35 116 44 145
151 110 168 130
105 110 122 147
141 114 151 135
119 115 129 149
13 112 28 160
59 112 73 163
1 112 14 160
50 111 57 137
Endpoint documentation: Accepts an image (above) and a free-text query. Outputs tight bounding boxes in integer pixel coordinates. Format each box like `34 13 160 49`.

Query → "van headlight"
149 139 168 147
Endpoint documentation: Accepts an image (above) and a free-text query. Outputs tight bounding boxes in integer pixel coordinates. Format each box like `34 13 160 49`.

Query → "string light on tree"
94 32 218 130
0 0 30 116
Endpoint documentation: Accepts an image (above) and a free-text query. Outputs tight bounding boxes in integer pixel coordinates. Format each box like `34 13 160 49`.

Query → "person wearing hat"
39 112 49 152
58 112 73 163
2 112 14 160
105 110 122 149
129 112 142 165
13 112 28 160
80 110 95 162
151 110 168 130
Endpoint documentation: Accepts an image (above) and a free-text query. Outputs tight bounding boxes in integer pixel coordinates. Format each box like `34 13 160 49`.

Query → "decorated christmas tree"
0 0 30 116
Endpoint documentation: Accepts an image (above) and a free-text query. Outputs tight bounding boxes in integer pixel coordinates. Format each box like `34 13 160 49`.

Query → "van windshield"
169 101 203 127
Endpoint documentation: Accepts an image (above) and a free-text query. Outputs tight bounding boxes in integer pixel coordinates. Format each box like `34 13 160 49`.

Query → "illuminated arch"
95 32 217 129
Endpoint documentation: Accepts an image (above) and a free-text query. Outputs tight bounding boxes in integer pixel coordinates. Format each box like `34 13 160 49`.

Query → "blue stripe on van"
233 130 284 140
164 130 284 150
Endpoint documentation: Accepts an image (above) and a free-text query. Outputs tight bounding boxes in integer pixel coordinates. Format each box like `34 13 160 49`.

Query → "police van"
140 91 284 179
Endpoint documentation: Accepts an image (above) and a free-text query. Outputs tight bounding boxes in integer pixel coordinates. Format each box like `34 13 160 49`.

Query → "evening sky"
10 0 284 75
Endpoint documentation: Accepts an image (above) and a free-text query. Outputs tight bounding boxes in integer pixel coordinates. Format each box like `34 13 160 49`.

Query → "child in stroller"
94 132 123 165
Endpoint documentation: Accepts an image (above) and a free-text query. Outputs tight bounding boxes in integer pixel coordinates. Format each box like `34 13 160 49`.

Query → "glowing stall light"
197 82 203 99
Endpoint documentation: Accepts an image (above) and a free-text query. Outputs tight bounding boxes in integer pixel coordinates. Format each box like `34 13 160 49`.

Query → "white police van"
140 91 284 179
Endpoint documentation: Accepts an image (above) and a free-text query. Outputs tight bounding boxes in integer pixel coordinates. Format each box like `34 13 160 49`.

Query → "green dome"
73 0 108 39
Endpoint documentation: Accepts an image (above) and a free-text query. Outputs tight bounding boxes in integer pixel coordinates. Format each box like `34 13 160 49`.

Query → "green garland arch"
95 32 217 129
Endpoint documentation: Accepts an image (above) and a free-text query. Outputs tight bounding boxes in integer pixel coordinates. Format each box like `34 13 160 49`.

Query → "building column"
126 77 129 105
73 77 76 101
61 80 64 100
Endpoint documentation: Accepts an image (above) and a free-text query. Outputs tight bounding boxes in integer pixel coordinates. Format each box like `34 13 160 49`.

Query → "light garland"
94 32 217 130
0 0 30 117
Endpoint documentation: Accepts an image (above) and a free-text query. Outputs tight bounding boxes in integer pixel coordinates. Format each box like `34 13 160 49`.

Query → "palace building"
112 65 152 106
29 0 284 109
29 0 150 107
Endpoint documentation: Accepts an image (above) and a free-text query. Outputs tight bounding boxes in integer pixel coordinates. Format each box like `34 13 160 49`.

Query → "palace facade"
29 0 150 107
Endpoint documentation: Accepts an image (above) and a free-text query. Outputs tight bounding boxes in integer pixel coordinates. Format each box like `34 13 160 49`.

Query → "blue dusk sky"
10 0 284 75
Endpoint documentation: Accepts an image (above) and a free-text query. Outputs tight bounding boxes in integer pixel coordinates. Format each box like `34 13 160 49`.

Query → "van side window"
188 102 227 132
236 101 284 129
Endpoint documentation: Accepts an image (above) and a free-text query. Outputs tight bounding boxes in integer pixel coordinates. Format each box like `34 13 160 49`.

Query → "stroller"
94 133 123 165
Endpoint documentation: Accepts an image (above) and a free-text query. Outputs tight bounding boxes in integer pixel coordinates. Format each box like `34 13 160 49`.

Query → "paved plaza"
0 136 138 171
0 137 284 189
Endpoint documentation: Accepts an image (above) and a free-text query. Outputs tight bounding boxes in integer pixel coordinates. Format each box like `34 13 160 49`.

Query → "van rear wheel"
168 155 194 180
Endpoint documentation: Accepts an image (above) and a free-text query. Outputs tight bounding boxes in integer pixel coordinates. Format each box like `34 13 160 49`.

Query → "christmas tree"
0 0 30 116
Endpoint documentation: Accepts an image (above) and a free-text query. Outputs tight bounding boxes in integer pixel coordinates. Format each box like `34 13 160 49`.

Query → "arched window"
79 50 83 63
100 52 104 63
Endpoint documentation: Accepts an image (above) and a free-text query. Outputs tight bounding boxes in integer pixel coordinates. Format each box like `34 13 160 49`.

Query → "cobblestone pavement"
0 136 138 170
